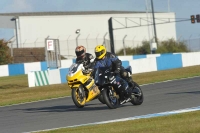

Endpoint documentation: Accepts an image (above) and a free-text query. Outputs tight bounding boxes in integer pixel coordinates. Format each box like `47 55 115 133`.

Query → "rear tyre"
71 86 86 108
130 82 144 105
102 87 119 109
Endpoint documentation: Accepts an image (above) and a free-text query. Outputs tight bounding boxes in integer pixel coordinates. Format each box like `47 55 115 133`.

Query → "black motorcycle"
94 66 144 109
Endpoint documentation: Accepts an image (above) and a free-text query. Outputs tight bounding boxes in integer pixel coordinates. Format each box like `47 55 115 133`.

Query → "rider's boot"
127 77 141 95
119 83 132 105
127 77 141 96
122 71 141 97
126 75 135 88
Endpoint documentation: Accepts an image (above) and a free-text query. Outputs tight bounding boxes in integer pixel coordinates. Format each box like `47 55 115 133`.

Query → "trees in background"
116 38 189 56
0 39 13 65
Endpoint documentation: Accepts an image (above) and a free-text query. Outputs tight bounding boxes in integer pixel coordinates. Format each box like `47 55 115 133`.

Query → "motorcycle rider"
75 45 94 70
93 44 134 104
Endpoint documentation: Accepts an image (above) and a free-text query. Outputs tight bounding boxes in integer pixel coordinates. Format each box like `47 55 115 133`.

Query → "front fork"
78 86 85 99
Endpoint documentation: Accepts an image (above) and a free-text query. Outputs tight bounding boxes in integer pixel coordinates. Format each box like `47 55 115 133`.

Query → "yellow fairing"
67 70 90 87
85 79 100 102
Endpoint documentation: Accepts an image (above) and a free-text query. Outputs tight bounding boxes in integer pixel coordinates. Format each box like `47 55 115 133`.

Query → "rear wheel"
130 82 144 105
71 85 86 108
102 87 119 109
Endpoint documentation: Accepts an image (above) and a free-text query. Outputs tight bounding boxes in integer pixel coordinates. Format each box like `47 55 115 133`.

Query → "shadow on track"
167 90 200 95
14 102 133 113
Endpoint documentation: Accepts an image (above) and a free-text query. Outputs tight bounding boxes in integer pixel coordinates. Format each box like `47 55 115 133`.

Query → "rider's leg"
126 77 135 88
114 76 132 104
120 69 135 88
120 70 142 96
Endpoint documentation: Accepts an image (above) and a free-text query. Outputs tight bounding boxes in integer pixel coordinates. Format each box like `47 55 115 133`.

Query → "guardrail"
0 52 200 87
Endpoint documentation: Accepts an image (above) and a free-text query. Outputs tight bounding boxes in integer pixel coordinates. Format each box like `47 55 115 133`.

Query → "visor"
95 50 105 58
76 50 85 57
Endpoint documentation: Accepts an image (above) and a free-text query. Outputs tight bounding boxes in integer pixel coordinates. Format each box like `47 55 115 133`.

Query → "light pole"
11 17 19 48
75 29 80 46
145 0 153 54
123 35 127 56
150 0 158 44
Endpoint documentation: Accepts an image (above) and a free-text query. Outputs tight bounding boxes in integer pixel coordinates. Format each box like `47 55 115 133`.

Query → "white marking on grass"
26 106 200 133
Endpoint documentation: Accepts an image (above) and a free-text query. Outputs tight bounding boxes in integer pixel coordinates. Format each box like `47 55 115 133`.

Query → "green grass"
0 65 200 106
38 111 200 133
0 75 70 106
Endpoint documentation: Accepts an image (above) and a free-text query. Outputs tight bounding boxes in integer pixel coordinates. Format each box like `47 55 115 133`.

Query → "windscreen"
68 63 82 76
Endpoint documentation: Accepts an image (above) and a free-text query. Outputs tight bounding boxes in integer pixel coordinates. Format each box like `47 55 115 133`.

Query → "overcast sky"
0 0 200 40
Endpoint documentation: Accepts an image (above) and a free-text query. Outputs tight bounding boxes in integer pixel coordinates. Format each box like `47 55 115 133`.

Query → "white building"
0 11 176 58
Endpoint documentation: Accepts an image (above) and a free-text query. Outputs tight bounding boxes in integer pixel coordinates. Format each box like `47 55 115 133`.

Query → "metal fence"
8 37 200 60
8 36 111 59
182 38 200 52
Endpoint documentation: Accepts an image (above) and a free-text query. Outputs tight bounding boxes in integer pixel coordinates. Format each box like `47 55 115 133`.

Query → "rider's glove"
84 64 89 69
83 61 89 68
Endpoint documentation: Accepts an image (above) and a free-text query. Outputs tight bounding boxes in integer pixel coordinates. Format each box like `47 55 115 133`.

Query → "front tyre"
71 86 86 108
131 82 144 105
102 87 119 109
98 92 105 104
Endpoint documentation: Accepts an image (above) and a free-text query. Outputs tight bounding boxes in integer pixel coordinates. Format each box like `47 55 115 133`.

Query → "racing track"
0 76 200 133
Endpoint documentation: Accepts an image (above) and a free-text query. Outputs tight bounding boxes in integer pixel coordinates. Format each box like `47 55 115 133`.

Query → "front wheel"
130 82 144 105
71 85 86 108
102 87 119 109
98 92 106 104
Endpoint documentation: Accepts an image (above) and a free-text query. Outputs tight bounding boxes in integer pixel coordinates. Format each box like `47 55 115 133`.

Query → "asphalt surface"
0 76 200 133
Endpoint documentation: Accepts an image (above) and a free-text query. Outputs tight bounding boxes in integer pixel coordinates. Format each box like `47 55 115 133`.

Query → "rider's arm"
108 53 122 73
88 53 95 67
84 53 95 69
75 57 83 64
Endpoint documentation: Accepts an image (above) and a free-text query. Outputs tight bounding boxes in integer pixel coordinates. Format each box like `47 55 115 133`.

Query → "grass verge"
0 65 200 106
38 110 200 133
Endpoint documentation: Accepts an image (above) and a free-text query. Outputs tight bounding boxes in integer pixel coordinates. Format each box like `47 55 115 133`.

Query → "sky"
0 0 200 41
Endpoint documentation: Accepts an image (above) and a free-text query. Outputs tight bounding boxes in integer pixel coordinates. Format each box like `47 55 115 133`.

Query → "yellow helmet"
94 45 106 59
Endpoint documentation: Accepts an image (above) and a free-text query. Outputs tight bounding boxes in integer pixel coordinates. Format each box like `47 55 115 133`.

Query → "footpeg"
120 98 131 105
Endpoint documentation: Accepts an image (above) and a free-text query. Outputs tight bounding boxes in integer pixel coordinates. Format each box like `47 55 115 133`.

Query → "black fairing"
94 67 113 87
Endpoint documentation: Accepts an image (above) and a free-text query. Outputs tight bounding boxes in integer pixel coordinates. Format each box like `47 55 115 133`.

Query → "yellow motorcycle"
67 63 104 108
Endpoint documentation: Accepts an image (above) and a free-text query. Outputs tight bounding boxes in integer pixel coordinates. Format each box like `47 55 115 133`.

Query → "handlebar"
82 68 93 75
